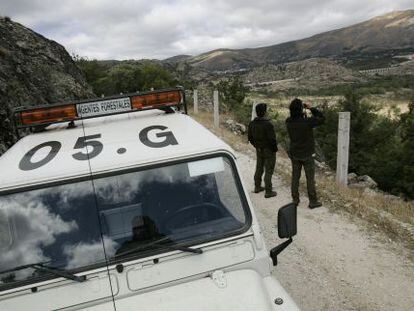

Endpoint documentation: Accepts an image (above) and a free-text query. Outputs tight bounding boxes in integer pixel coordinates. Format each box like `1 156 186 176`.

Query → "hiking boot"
308 201 322 209
254 186 265 193
264 191 277 198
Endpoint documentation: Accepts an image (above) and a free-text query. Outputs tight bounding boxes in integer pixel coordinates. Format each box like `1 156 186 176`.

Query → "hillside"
244 58 363 90
184 10 414 71
0 17 94 154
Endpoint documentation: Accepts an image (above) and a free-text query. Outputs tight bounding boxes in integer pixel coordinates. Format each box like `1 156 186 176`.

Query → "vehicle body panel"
113 269 291 311
0 274 117 310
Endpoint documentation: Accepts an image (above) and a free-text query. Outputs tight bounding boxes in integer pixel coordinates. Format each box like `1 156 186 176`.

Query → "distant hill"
184 10 414 71
163 54 192 63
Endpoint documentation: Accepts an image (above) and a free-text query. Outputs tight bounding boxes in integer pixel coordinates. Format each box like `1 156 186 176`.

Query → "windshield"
0 155 249 290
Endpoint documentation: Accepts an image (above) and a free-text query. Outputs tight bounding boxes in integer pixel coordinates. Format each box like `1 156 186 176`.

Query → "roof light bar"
14 88 185 128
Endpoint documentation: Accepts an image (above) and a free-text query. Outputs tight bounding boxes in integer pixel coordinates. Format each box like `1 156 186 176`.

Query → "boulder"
0 17 94 155
224 119 246 135
348 173 378 189
347 173 358 184
359 175 378 189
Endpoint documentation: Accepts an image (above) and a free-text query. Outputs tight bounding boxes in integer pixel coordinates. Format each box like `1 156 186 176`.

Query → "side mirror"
278 203 297 238
270 203 297 266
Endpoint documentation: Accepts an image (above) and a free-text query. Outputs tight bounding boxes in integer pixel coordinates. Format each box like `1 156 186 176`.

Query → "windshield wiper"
116 236 203 258
162 243 203 254
0 261 86 283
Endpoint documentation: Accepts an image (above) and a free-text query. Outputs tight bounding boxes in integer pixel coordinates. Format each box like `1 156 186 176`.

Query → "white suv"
0 88 299 310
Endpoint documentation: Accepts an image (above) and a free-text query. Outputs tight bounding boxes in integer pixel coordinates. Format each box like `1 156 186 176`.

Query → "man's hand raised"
303 102 312 109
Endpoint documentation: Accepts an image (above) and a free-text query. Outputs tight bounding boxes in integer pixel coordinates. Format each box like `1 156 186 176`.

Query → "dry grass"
316 175 414 250
191 110 414 249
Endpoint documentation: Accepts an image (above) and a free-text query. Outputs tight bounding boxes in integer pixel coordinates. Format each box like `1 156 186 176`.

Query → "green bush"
217 77 247 112
315 89 414 199
267 107 289 150
233 98 253 126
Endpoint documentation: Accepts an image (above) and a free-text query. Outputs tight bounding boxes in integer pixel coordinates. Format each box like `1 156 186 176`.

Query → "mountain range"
168 10 414 72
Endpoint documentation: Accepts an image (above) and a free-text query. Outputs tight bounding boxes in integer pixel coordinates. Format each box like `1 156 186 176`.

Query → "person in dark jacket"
248 103 278 198
286 98 325 208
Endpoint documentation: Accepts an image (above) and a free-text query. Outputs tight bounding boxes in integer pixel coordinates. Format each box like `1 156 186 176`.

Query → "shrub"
316 88 414 199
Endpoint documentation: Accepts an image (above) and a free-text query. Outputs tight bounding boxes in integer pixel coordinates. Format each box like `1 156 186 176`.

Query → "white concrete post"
193 89 198 114
336 112 351 186
251 101 258 120
213 90 219 128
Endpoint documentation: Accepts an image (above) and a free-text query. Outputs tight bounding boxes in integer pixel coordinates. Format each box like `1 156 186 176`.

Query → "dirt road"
237 152 414 311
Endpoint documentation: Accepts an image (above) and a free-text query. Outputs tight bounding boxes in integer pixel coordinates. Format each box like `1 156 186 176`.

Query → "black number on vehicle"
139 125 178 148
72 134 103 161
19 141 62 171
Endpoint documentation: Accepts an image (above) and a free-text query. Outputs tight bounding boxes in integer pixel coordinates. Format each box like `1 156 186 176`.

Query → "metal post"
193 89 198 114
213 90 219 128
251 101 257 120
336 112 351 186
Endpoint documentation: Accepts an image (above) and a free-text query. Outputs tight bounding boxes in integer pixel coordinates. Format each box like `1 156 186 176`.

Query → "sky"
2 0 413 60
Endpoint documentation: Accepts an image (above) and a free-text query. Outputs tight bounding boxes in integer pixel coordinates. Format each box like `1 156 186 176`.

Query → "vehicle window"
93 156 249 260
0 181 111 290
0 155 250 289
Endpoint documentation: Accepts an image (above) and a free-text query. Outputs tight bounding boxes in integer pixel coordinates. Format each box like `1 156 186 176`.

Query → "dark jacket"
286 108 325 159
248 117 278 152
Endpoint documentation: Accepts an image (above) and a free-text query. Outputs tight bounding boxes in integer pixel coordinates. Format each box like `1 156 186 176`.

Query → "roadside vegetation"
316 91 414 199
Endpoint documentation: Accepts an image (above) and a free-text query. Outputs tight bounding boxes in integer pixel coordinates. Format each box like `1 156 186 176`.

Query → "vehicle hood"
113 269 298 311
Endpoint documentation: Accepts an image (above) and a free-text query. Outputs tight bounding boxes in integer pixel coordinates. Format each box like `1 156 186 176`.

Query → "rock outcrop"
0 17 94 154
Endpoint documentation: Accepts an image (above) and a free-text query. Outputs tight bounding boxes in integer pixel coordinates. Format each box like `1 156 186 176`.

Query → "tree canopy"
74 57 178 96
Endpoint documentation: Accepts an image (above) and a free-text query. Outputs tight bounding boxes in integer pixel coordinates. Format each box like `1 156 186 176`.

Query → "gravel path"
237 152 414 311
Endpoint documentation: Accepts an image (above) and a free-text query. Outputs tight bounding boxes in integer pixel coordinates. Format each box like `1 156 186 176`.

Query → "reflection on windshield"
0 156 248 290
0 181 109 288
95 156 248 260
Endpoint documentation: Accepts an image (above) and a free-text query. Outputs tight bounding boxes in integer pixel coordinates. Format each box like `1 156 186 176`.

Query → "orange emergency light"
14 88 185 128
19 104 77 126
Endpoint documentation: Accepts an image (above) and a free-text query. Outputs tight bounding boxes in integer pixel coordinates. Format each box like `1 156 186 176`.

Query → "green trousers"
254 148 276 193
291 156 318 204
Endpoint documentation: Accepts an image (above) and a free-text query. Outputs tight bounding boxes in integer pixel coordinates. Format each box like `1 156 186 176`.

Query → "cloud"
2 1 413 59
63 236 118 269
93 163 189 205
0 198 78 281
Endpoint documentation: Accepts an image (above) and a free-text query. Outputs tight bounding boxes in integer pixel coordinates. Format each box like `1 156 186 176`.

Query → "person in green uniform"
248 103 278 198
286 98 325 208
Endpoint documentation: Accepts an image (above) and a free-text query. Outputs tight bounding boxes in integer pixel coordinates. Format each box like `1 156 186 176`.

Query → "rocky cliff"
0 17 94 154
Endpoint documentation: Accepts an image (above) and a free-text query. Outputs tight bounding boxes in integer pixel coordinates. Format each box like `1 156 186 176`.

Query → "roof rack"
13 87 187 130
